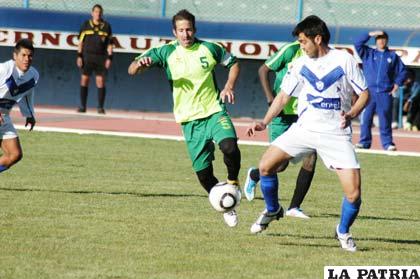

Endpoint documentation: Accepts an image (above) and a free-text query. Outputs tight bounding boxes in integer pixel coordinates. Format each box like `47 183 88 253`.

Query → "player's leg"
94 55 107 114
181 119 217 193
78 74 90 112
210 111 240 186
357 94 376 149
376 93 395 150
335 168 361 252
0 137 23 172
95 74 106 114
317 134 361 251
250 145 292 233
286 151 317 219
244 116 290 201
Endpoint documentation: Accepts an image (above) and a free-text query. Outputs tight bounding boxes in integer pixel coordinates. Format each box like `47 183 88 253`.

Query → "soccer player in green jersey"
128 9 241 227
244 41 317 219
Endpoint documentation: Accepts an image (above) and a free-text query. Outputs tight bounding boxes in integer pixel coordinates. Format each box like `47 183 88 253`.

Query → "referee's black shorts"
81 53 107 76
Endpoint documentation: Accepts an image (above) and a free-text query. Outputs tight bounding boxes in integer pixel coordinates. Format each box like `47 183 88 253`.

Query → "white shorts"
271 123 360 169
0 115 18 140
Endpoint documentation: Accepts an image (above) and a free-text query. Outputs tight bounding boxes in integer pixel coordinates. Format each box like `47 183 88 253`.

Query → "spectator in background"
403 69 420 131
76 4 113 114
354 30 406 151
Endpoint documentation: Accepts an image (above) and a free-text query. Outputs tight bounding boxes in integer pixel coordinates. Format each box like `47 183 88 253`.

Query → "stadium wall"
0 8 419 118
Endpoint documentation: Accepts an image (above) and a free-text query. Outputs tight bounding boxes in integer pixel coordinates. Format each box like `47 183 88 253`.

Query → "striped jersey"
0 59 38 118
281 49 367 135
265 41 303 115
136 39 237 123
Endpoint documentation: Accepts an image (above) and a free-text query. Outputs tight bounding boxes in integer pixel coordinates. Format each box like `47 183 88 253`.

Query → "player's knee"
5 151 22 166
219 138 239 156
345 190 361 204
259 160 276 176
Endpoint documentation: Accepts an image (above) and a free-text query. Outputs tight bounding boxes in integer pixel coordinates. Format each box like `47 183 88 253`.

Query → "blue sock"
339 197 361 234
260 174 279 212
0 165 8 173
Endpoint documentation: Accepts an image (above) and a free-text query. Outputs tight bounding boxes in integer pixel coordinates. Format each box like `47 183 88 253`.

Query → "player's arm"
18 90 36 131
341 89 369 129
105 25 113 69
246 90 291 136
258 64 274 104
128 56 153 75
220 62 239 104
76 40 84 68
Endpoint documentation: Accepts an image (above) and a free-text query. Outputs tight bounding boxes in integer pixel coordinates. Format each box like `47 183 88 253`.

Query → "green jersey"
265 41 303 115
136 39 237 123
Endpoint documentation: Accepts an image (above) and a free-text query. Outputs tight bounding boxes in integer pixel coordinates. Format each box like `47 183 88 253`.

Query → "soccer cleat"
97 108 106 114
335 225 357 252
250 207 284 234
223 209 238 227
386 145 397 151
285 207 310 219
244 167 258 201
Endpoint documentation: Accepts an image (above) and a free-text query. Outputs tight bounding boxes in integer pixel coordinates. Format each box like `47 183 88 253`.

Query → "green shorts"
181 110 237 172
268 114 298 143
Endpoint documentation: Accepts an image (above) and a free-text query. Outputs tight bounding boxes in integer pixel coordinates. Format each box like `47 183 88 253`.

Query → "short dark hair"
376 31 389 41
172 9 195 30
292 15 330 44
14 39 34 54
92 4 103 12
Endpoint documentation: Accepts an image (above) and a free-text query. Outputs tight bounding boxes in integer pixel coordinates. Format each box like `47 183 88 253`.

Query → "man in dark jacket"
354 31 406 151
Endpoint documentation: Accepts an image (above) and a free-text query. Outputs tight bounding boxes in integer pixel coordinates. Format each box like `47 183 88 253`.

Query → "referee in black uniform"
76 4 113 114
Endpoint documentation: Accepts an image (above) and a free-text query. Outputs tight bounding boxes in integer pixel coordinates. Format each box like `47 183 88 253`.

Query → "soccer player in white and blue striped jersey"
246 15 369 252
0 39 39 173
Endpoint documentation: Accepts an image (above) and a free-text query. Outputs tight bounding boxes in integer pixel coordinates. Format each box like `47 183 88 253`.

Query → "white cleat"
285 207 310 219
223 209 238 227
335 225 357 252
386 145 397 151
250 207 284 234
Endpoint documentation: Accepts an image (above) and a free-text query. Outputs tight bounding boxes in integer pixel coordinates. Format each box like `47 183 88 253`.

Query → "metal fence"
0 0 419 29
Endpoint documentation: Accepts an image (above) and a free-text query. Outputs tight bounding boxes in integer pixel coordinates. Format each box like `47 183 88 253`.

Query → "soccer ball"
208 182 241 212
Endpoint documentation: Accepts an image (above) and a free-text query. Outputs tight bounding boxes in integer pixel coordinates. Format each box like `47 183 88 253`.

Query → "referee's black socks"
80 86 88 110
98 87 106 110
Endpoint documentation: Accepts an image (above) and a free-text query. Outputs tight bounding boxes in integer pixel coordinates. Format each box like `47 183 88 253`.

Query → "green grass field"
1 131 419 279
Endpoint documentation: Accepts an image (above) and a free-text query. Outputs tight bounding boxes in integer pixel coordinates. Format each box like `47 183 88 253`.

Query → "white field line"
15 125 420 158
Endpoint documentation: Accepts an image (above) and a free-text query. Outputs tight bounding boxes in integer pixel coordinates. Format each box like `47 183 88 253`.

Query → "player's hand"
340 111 351 129
76 57 83 68
105 58 112 70
137 57 153 68
25 117 36 131
369 30 384 37
246 121 266 137
220 87 235 104
389 84 399 96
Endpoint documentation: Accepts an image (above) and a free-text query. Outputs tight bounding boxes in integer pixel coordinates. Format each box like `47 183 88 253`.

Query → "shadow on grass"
314 213 419 222
266 232 420 247
0 187 207 198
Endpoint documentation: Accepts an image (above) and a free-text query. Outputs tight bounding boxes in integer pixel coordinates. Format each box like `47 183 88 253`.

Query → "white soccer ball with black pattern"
209 182 241 212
